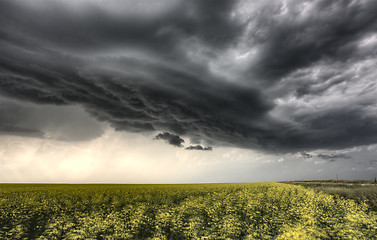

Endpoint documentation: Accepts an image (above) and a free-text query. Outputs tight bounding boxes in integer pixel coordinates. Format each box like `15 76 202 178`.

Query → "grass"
1 183 377 239
286 180 377 213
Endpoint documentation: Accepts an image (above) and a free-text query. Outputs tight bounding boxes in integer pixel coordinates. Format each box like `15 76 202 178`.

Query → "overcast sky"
1 0 377 183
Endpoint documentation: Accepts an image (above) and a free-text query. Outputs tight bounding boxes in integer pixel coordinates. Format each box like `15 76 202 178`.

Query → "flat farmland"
1 183 377 239
287 180 377 213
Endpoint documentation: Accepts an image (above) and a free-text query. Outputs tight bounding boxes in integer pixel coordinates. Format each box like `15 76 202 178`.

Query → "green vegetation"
1 183 377 239
288 180 377 213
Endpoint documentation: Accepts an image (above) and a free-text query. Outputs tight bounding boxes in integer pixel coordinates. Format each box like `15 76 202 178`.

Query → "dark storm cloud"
0 124 44 138
0 97 105 141
186 145 213 151
154 132 185 147
1 0 377 153
247 0 377 81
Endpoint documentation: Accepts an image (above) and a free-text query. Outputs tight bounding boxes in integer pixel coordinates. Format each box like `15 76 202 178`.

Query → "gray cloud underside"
301 151 352 161
1 0 377 153
0 97 105 141
0 124 44 138
301 152 313 158
154 132 185 147
317 153 352 161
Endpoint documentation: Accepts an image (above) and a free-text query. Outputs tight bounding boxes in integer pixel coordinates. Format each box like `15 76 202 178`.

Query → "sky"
1 0 377 183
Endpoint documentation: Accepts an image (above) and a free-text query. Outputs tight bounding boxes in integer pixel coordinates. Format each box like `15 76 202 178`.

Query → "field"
1 183 377 239
287 180 377 213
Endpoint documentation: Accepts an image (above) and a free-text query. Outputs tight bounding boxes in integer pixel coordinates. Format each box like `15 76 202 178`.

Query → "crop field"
1 183 377 239
287 180 377 213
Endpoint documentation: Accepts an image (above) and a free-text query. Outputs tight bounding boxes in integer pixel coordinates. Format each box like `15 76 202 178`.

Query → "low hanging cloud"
1 0 377 153
154 132 185 147
301 152 313 159
0 124 44 138
300 151 352 161
185 145 213 151
0 97 105 141
317 153 353 161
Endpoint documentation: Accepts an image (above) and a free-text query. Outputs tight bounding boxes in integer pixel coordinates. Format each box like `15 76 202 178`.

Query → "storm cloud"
0 97 105 141
1 0 377 153
154 132 185 147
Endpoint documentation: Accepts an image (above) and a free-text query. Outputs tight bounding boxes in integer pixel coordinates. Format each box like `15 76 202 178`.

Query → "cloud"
242 0 377 82
317 153 353 161
0 97 105 141
185 145 212 151
154 132 185 147
369 160 377 165
301 150 352 161
301 152 312 158
0 124 44 138
1 0 377 153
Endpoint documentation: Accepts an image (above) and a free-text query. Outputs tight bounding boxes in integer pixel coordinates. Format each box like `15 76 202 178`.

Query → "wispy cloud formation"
301 152 313 159
300 151 352 161
317 153 353 161
1 0 377 153
185 145 212 151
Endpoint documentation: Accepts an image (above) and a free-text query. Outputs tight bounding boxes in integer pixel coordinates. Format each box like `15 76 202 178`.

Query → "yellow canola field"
1 183 376 239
